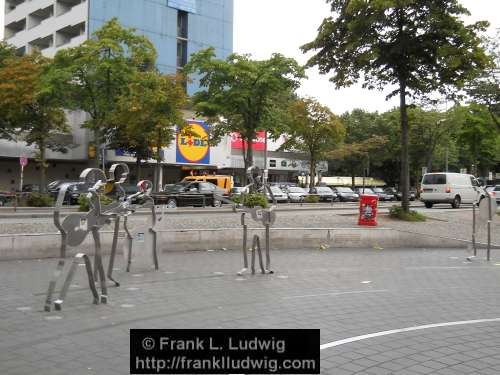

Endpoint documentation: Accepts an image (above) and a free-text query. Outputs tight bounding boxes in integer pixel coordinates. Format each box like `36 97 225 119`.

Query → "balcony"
56 0 86 17
28 5 54 30
55 22 86 47
5 0 25 14
29 34 54 53
4 18 26 39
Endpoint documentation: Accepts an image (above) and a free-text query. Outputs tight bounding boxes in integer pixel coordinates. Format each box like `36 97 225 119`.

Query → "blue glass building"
88 0 234 94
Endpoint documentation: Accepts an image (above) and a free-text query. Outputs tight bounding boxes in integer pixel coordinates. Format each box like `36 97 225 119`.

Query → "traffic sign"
20 157 28 167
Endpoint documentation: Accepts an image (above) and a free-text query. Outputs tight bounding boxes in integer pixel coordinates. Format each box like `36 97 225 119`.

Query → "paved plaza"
1 247 500 375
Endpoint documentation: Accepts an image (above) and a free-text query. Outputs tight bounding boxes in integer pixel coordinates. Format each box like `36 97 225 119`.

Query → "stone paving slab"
1 247 500 374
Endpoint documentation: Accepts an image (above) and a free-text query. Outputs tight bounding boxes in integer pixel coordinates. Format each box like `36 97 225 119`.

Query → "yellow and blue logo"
176 121 210 164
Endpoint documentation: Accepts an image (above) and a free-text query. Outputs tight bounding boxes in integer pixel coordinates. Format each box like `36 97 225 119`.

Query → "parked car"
372 187 393 201
273 182 298 192
310 186 337 202
266 186 289 203
355 187 375 195
0 191 13 206
21 184 41 193
152 181 225 208
332 187 358 202
286 186 308 203
65 182 93 205
47 182 92 205
183 175 233 195
486 185 500 204
230 186 248 199
420 172 484 209
386 187 416 201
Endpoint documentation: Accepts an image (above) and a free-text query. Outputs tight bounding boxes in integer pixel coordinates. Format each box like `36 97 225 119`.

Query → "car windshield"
373 188 384 193
359 188 374 194
270 187 283 194
317 187 332 193
288 187 305 193
422 174 446 184
164 182 192 192
337 187 353 193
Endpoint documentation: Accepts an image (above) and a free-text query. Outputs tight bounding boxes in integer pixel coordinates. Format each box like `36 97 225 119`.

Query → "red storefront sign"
230 131 266 151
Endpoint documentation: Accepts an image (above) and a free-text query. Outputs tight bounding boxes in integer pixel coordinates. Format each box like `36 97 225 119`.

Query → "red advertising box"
358 194 378 226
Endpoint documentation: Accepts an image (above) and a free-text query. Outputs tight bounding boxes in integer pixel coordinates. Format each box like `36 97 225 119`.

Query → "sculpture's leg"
265 223 272 273
107 216 121 287
251 235 257 275
92 228 108 304
54 253 99 311
238 213 249 275
44 259 65 312
255 235 265 274
44 234 67 312
151 228 159 271
124 216 133 272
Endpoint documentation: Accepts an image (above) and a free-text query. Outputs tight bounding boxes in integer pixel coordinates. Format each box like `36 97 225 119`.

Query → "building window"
281 160 287 167
176 39 188 68
177 10 188 39
269 160 276 168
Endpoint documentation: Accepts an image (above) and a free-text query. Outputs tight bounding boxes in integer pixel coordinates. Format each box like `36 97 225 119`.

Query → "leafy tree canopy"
184 48 305 169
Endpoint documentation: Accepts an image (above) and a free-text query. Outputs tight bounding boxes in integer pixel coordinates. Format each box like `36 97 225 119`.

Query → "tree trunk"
154 128 162 192
350 165 355 188
242 139 248 185
136 157 142 181
399 81 410 212
39 144 47 194
309 158 316 193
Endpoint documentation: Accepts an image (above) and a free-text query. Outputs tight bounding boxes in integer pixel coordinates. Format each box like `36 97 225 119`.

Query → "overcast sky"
1 0 498 115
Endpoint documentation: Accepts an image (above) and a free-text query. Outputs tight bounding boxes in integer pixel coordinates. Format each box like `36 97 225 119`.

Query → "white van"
420 173 485 208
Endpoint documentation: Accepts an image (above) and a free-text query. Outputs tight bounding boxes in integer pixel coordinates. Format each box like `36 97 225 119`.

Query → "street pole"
263 131 268 184
445 147 448 172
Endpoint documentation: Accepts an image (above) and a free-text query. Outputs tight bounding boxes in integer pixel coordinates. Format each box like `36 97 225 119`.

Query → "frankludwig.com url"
135 355 317 373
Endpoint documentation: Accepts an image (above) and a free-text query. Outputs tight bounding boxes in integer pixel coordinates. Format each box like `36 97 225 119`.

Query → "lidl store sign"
176 121 210 165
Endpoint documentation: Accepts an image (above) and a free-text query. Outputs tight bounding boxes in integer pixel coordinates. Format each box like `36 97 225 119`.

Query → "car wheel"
424 202 433 209
166 198 177 209
213 199 222 208
451 196 461 209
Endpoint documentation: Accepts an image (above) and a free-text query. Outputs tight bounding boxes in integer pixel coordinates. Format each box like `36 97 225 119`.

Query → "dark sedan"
49 181 90 205
152 181 225 208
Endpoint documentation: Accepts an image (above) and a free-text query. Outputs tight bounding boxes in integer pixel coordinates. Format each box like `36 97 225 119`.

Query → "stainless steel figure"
44 164 129 311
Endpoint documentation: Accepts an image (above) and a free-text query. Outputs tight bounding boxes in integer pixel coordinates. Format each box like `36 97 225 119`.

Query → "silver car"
286 186 308 203
266 186 288 203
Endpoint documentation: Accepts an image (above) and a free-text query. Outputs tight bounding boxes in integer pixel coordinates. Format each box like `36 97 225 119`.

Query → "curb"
0 226 482 261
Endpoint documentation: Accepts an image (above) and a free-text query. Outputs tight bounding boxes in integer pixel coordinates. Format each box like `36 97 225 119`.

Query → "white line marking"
282 289 388 300
320 318 500 350
361 280 372 284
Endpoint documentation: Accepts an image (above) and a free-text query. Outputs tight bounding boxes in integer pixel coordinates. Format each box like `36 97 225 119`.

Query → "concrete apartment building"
2 0 313 190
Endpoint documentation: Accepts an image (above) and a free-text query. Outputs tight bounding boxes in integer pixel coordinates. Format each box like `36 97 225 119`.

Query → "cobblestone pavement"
1 247 500 374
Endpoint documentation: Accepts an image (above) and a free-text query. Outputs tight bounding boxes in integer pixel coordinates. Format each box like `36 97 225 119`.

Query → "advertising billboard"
176 121 210 165
230 131 266 151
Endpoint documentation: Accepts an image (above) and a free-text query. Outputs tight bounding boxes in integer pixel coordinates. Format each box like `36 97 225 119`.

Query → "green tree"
0 43 39 140
184 48 304 181
0 51 69 191
455 104 499 175
45 18 157 168
467 31 500 130
279 98 344 191
112 71 187 190
302 0 490 211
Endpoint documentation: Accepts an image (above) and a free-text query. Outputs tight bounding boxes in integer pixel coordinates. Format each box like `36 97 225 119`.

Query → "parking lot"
1 247 500 374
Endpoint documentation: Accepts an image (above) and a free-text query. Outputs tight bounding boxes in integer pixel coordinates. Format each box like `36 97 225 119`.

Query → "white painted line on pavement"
282 289 388 300
320 317 500 350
